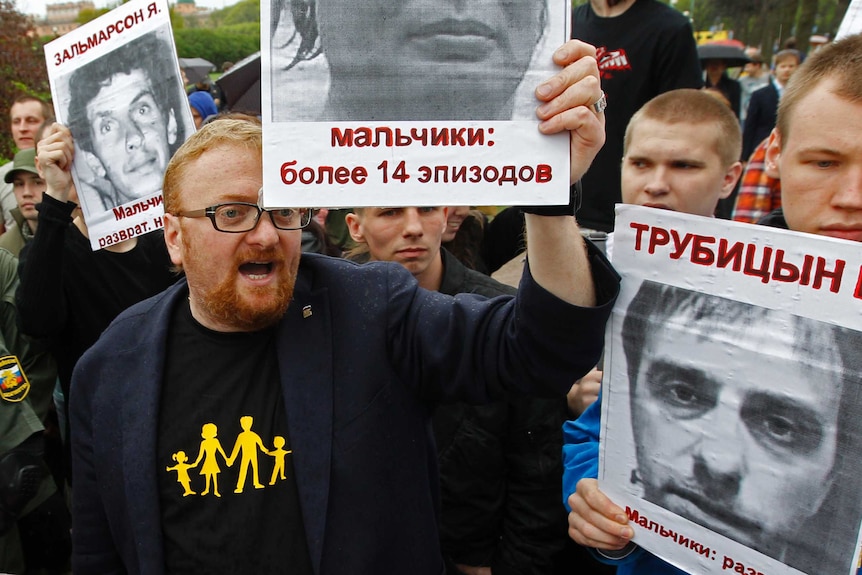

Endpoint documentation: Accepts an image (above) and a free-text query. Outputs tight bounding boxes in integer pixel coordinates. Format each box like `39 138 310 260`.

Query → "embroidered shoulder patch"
0 355 29 403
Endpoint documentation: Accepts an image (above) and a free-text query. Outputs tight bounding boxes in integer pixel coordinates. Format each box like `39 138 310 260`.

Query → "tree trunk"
796 0 819 52
778 0 800 51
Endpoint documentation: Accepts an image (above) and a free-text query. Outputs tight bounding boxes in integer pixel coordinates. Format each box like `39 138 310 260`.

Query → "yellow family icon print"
166 451 196 496
165 416 293 498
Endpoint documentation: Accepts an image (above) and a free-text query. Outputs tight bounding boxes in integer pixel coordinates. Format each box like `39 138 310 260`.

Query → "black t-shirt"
571 0 703 231
157 299 313 574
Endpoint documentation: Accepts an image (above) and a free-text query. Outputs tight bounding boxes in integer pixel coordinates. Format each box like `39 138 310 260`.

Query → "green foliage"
0 0 49 160
174 26 260 66
222 0 260 25
220 22 260 35
76 6 111 24
170 6 186 30
580 0 850 61
208 0 260 27
683 0 848 50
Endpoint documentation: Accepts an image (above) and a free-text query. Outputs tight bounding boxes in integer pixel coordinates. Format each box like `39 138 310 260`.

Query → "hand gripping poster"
599 205 862 575
44 0 194 250
260 0 571 208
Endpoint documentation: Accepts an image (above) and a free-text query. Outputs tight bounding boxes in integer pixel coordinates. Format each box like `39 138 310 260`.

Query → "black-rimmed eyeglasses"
176 203 313 233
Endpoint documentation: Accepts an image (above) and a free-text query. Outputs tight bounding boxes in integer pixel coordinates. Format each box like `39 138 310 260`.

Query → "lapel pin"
302 305 313 319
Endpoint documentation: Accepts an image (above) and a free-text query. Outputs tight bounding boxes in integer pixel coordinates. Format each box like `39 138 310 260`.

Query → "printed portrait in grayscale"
269 0 552 121
65 30 190 214
621 281 862 574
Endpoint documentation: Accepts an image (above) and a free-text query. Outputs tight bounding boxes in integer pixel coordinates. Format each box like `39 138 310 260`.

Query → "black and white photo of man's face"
84 68 178 203
629 318 842 556
315 0 545 120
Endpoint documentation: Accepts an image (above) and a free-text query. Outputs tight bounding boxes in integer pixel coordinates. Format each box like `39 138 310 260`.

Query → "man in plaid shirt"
731 137 781 224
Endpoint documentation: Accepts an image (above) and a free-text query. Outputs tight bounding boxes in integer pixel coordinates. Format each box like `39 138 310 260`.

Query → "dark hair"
271 0 323 72
67 32 186 155
622 281 856 384
442 210 487 271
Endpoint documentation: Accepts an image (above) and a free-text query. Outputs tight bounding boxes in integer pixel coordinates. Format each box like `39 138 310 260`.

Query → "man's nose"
125 125 144 151
831 165 862 210
402 208 424 236
245 210 281 247
643 168 670 196
691 417 746 501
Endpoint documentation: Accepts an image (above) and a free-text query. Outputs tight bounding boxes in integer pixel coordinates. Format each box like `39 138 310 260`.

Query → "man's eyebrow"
668 157 707 167
624 155 653 164
626 155 706 167
89 89 157 121
128 88 158 107
793 145 845 157
646 359 711 384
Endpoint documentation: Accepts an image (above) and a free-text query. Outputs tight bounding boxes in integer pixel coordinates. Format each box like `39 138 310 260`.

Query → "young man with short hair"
598 88 743 260
0 149 46 255
741 49 800 161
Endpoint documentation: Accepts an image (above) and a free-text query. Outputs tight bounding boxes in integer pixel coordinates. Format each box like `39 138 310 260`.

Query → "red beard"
185 241 298 332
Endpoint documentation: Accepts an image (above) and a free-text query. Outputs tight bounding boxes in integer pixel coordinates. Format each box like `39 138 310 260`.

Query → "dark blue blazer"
742 82 779 161
70 253 618 575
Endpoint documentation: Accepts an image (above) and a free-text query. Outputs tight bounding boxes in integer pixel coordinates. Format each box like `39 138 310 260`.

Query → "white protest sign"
599 205 862 575
837 0 862 40
45 0 194 250
260 0 570 208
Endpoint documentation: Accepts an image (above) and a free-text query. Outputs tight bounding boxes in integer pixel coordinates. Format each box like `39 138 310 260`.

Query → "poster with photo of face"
260 0 571 208
45 0 194 251
599 205 862 575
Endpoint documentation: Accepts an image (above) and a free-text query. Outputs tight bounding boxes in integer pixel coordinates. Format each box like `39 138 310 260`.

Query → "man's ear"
163 213 184 267
167 109 178 146
720 161 744 199
764 129 782 179
440 207 449 234
345 212 365 243
84 151 107 179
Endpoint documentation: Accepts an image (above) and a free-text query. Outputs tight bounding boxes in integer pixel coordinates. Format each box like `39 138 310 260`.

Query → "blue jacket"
562 394 687 575
72 252 619 575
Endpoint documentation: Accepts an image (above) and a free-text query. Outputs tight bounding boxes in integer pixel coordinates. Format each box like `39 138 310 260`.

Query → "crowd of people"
0 0 860 572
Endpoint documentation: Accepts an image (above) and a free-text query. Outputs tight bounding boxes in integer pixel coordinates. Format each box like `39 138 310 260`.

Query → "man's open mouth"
240 262 274 279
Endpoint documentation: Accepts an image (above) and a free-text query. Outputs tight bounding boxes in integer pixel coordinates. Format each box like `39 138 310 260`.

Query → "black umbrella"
179 57 216 85
215 52 261 114
697 43 751 68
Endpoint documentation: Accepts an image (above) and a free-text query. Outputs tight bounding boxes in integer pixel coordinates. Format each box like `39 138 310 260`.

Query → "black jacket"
706 72 743 119
742 82 779 161
758 207 788 229
435 248 569 574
